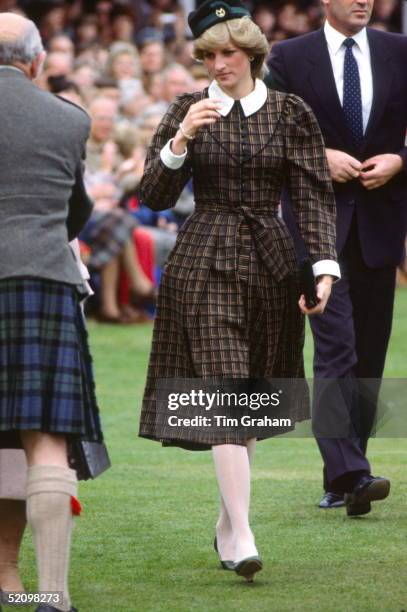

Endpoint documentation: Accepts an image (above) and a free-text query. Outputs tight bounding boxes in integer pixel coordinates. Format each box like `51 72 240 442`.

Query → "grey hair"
0 20 44 65
162 62 193 83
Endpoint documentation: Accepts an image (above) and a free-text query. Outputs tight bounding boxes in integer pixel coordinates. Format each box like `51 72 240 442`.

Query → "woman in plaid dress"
138 0 340 581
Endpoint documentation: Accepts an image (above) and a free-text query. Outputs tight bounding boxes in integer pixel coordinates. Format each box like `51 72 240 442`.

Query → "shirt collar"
324 20 369 56
208 78 268 117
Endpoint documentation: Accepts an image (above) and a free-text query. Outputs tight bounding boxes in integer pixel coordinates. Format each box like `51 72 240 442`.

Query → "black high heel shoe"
214 536 235 571
234 555 263 582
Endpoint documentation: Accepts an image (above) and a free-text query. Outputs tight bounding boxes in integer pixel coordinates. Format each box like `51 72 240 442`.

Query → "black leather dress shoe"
36 606 77 612
318 492 345 508
345 475 390 517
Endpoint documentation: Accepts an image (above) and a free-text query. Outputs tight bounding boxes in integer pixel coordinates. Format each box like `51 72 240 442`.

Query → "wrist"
392 154 403 173
179 122 195 141
316 274 334 284
171 132 188 154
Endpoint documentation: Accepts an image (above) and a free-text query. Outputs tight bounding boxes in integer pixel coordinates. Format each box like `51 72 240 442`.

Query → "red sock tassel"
71 496 82 516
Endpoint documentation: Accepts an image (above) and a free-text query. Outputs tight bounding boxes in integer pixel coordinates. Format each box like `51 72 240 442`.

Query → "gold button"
216 8 226 17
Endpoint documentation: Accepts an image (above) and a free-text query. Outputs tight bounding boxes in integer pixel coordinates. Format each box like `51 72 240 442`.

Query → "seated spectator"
105 41 141 83
104 41 148 116
70 58 100 104
144 0 186 44
81 97 156 323
110 4 138 44
160 61 195 105
114 119 178 267
47 33 75 56
74 14 99 50
275 2 312 39
171 37 195 69
137 29 166 91
142 62 195 116
38 49 73 89
252 3 276 41
37 2 66 44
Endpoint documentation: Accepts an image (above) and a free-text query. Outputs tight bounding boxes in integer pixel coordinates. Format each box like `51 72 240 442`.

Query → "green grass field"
14 288 407 612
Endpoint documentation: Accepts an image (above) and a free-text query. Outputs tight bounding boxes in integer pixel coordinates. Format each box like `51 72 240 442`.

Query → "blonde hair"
192 16 269 79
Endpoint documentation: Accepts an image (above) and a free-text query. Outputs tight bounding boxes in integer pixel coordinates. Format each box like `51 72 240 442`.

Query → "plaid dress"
0 278 103 448
138 88 337 450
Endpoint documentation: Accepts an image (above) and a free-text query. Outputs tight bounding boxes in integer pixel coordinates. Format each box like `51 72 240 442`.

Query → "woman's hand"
298 275 333 316
171 99 222 154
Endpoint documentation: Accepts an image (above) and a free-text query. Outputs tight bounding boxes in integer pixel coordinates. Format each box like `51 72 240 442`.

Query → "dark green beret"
188 0 251 39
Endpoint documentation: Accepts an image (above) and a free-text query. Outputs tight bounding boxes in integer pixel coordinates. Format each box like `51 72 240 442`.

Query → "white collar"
324 20 369 56
208 78 268 117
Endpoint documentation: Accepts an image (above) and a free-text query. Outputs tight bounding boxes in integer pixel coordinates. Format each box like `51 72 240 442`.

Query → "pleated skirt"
0 278 103 448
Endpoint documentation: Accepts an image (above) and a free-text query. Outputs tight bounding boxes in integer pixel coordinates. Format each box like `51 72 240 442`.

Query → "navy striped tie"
343 38 363 146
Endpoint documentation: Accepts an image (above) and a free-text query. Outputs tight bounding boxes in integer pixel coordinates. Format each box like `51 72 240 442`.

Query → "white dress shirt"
160 78 341 280
324 20 373 133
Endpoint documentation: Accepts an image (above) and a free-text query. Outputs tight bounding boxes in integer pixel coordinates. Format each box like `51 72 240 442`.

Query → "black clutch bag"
299 258 319 309
68 440 111 481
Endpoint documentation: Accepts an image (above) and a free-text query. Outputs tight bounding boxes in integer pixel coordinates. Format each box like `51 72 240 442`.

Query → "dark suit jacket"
267 28 407 268
0 67 93 287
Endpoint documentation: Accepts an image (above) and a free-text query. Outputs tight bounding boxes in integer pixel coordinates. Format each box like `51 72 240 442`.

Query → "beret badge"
216 8 226 17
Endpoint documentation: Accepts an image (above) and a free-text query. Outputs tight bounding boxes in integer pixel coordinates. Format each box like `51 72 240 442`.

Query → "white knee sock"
26 465 77 612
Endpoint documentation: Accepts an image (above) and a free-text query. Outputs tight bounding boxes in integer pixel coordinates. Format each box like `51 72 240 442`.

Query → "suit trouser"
310 218 397 492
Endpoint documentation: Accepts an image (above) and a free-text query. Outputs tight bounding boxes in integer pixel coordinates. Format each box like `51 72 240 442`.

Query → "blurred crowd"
0 0 404 321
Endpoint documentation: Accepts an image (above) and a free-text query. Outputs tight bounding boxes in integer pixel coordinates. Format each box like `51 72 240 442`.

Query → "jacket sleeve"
66 161 94 240
284 94 337 264
138 94 195 211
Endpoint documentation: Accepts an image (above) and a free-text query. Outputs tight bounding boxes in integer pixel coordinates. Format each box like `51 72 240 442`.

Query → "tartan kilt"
80 208 137 270
0 278 103 447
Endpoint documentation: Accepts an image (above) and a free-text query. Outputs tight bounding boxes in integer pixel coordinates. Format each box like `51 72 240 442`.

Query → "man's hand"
298 275 333 316
359 154 403 190
325 148 362 183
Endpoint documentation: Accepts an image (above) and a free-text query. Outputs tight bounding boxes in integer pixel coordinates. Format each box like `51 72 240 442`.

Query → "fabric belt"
194 204 276 216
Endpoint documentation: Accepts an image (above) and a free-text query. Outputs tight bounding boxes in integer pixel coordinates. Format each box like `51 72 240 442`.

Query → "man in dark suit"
267 0 407 516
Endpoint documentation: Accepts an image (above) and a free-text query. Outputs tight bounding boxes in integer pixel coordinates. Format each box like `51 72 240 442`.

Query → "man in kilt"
0 13 103 612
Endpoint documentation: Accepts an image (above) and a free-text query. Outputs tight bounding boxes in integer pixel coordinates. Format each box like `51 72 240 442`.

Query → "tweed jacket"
0 67 93 289
139 86 337 284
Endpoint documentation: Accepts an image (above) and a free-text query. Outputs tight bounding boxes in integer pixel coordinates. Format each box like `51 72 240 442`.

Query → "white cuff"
160 139 187 169
312 260 341 281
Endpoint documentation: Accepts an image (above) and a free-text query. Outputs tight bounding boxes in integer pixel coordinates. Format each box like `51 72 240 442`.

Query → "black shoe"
36 606 77 612
318 492 345 509
214 536 235 571
345 475 390 517
234 555 263 582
